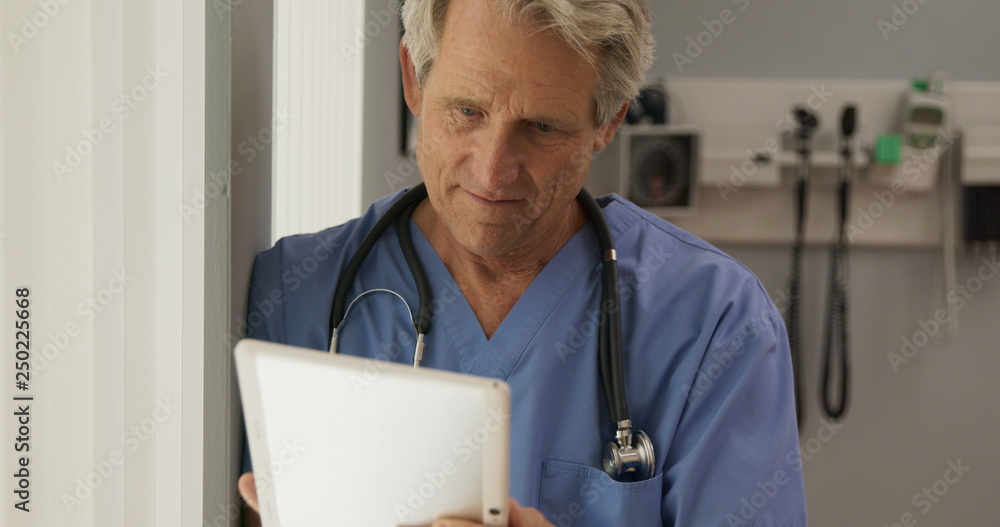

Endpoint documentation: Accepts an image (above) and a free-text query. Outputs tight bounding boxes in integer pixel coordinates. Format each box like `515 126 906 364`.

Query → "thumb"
238 472 260 512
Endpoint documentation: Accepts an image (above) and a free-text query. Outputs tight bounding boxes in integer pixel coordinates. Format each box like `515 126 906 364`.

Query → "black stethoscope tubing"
330 184 432 340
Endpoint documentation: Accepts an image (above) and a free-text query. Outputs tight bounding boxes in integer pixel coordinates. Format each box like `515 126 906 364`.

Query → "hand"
241 474 550 527
431 498 553 527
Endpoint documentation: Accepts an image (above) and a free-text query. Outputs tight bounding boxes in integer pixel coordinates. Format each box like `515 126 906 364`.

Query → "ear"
400 42 423 118
592 101 629 152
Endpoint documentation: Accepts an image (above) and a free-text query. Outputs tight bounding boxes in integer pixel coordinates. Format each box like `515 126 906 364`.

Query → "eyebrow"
436 93 580 131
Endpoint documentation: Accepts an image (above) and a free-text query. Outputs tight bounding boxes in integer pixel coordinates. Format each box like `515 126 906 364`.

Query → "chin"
454 223 525 257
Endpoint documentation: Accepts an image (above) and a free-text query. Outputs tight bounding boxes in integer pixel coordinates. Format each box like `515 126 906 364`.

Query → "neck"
413 199 588 286
411 196 588 338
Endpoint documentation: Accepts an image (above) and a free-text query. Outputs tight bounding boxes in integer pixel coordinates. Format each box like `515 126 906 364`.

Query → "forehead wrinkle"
514 94 584 130
434 70 507 110
437 61 592 130
433 4 596 127
473 44 593 97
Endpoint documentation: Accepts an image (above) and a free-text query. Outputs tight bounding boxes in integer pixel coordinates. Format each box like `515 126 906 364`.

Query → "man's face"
401 0 624 257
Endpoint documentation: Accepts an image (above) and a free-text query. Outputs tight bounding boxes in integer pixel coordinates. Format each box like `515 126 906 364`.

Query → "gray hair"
400 0 655 128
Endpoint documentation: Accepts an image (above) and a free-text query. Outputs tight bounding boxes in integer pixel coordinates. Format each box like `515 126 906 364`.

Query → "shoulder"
601 194 772 304
243 190 408 346
250 189 406 283
599 194 782 355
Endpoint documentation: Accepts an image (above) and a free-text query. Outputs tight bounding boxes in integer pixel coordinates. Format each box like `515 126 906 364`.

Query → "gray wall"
362 0 409 206
206 1 238 526
728 247 998 526
650 0 1000 81
231 0 274 524
649 2 1000 525
354 1 1000 525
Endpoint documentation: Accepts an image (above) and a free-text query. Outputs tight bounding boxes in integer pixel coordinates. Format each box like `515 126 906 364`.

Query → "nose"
472 126 520 193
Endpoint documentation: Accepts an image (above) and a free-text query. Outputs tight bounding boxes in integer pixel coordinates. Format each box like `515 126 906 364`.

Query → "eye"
534 121 555 133
458 107 477 117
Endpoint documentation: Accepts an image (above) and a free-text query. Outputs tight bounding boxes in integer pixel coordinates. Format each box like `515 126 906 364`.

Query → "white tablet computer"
235 338 510 527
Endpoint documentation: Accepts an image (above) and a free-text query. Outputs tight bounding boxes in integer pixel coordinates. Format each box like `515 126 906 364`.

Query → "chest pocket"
539 460 663 526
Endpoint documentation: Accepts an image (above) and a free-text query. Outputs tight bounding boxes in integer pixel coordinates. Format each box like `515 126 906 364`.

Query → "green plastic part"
875 134 903 165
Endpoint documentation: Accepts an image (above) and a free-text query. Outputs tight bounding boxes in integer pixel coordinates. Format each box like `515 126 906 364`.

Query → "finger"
508 498 523 527
518 507 549 526
238 472 260 513
509 498 550 527
430 519 482 527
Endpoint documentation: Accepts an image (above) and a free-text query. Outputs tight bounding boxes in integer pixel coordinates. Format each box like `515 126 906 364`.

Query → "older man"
239 0 807 525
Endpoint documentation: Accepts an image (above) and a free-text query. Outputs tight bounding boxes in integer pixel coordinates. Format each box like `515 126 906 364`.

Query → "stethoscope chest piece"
602 427 655 481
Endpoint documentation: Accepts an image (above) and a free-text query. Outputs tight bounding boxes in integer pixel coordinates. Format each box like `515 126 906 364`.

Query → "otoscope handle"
837 180 849 225
796 179 808 229
840 105 857 138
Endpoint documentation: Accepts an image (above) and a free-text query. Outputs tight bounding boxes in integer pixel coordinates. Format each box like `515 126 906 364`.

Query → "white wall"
270 0 366 241
0 1 234 525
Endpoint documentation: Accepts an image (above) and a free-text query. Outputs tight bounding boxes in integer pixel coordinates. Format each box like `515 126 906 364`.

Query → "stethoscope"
327 183 656 482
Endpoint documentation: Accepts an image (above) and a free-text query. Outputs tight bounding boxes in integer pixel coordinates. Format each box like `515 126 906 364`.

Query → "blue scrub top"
241 191 807 526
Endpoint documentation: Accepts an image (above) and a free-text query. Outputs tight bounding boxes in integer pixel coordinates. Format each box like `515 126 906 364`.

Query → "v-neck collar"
408 217 602 380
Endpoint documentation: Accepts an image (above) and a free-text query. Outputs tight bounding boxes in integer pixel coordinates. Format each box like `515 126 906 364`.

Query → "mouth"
464 189 523 208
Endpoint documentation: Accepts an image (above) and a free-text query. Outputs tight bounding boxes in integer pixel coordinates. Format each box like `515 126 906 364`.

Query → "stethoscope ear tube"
397 202 432 336
577 188 630 426
330 184 429 335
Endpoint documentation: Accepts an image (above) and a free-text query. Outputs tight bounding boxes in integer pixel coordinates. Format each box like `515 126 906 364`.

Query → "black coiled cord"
820 209 849 419
788 177 806 432
821 105 856 420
